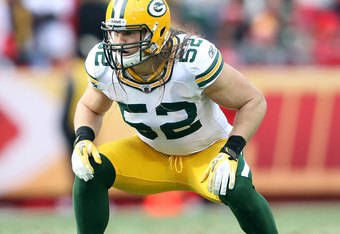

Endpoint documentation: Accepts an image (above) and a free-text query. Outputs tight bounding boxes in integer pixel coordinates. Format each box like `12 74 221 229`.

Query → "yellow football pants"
98 135 251 203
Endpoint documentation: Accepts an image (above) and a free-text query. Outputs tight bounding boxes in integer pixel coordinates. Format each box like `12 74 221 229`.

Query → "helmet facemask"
101 21 157 70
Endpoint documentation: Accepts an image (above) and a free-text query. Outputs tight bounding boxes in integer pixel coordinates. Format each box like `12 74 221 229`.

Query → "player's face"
109 30 142 56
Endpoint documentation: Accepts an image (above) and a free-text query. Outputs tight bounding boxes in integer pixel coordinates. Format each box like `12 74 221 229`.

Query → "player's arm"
201 63 266 194
74 84 113 135
203 63 267 143
72 84 113 181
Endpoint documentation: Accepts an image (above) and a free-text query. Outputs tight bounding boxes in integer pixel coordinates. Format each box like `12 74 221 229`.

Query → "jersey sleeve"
84 42 109 89
183 37 224 89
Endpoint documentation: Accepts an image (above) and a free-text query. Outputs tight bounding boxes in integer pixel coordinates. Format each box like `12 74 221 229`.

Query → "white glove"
200 152 238 195
71 140 102 181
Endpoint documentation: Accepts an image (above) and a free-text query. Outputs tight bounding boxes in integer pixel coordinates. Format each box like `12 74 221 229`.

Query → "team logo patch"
147 0 167 17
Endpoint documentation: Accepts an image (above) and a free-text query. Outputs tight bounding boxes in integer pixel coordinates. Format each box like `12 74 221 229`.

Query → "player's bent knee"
92 154 116 188
74 154 116 191
219 176 255 205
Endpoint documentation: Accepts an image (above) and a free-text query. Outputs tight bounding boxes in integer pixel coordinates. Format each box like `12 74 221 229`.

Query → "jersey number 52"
118 101 202 140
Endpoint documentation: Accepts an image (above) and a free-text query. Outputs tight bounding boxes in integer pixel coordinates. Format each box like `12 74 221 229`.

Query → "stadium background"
0 0 340 233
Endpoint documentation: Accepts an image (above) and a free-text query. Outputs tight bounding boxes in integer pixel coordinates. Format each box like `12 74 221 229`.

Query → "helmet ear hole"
160 27 166 37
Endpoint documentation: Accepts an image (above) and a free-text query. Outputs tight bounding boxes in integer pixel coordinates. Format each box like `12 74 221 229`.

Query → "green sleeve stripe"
197 56 224 88
84 65 99 88
196 51 221 80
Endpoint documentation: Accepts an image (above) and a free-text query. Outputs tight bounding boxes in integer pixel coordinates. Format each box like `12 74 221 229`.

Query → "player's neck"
131 56 166 79
131 60 154 77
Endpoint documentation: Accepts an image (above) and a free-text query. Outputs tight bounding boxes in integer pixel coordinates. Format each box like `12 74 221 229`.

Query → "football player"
71 0 278 233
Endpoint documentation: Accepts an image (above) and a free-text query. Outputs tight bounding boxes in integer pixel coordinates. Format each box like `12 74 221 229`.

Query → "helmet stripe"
113 0 128 19
120 0 128 18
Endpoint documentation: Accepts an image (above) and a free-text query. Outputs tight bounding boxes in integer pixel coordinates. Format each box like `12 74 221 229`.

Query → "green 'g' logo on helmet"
147 0 167 17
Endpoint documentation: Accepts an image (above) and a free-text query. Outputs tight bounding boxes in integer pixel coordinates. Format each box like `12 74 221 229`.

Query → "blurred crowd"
1 0 340 68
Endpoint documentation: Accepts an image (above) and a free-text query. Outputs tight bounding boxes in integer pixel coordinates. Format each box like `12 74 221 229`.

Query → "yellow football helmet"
101 0 171 70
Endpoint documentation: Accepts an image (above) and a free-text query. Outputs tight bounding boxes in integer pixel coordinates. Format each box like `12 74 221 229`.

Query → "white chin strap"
116 50 145 68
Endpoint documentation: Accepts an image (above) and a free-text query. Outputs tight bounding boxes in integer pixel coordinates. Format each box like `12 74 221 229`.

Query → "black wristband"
220 135 246 160
74 126 95 145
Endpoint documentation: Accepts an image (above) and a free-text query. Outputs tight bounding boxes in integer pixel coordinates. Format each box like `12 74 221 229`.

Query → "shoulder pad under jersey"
84 42 110 88
180 36 224 89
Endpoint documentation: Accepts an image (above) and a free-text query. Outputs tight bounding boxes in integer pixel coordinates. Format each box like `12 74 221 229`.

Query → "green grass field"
0 202 339 234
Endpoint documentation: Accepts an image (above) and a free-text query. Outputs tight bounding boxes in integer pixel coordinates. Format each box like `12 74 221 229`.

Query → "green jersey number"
118 101 202 140
95 44 109 66
179 38 203 63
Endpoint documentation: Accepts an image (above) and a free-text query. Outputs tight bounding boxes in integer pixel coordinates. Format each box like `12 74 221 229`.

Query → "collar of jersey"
126 59 166 83
116 36 178 92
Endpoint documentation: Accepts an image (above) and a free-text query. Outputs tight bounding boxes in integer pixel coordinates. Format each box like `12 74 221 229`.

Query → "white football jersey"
85 34 233 155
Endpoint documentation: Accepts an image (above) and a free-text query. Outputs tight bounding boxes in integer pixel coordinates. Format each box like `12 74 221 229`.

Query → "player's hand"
71 140 102 181
200 152 238 195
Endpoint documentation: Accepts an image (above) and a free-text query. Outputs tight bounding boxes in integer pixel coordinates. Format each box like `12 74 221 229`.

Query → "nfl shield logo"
142 85 152 93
